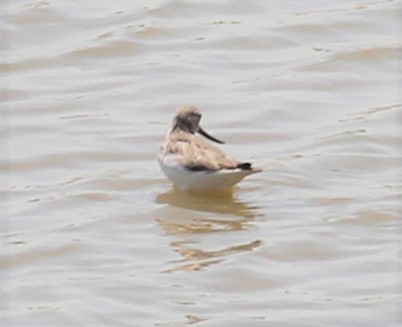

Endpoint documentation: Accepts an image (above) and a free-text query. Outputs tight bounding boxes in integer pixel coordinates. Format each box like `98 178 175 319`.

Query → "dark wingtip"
236 162 252 170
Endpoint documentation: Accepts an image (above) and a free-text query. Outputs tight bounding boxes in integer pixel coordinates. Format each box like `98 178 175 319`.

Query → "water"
1 0 401 326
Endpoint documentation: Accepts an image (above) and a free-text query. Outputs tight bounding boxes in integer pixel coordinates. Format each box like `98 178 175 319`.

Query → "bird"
157 105 261 192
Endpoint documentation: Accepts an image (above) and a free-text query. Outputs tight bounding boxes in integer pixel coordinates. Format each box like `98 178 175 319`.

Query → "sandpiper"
158 105 261 192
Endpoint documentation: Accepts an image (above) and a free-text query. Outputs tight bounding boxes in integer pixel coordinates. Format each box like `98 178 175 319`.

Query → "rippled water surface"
1 0 401 326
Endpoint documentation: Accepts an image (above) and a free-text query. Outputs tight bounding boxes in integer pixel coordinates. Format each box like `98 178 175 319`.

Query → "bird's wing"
167 134 237 171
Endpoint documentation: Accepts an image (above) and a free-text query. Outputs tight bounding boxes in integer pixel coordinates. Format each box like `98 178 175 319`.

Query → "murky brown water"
1 0 401 326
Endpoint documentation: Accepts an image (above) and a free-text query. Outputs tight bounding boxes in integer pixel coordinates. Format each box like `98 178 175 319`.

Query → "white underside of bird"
158 155 259 192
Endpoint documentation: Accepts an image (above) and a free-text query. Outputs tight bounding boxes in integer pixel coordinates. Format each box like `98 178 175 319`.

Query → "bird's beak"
198 126 224 144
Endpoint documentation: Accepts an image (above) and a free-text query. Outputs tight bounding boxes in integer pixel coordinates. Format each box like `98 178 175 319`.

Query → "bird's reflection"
156 188 260 219
155 188 263 272
163 239 262 273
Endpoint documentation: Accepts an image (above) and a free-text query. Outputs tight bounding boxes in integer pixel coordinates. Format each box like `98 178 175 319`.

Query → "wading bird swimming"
158 105 261 192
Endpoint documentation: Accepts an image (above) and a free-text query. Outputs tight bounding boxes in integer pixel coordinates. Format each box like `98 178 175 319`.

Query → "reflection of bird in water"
155 189 263 272
164 239 262 273
158 105 261 192
156 189 260 220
